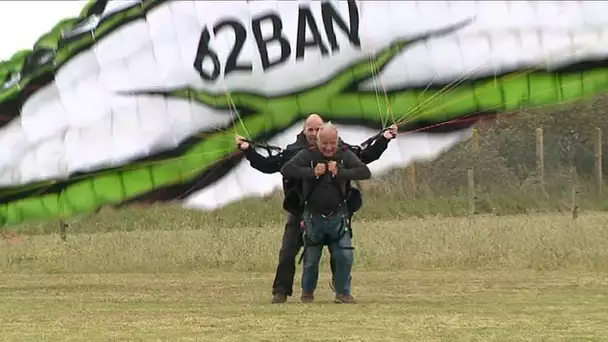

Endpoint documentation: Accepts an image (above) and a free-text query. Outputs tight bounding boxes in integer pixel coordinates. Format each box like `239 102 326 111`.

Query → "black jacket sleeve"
336 150 372 181
242 147 290 174
281 150 317 179
358 135 390 164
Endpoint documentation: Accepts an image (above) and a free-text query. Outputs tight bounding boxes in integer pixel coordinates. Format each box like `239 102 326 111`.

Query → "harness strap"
297 211 354 265
241 139 283 156
302 162 322 206
302 160 349 208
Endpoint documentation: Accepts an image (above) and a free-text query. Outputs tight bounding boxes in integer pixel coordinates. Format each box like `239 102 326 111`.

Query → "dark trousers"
272 212 343 297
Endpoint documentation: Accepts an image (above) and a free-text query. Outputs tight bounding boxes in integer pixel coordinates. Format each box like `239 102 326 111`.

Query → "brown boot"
271 293 287 304
301 291 315 303
334 294 356 304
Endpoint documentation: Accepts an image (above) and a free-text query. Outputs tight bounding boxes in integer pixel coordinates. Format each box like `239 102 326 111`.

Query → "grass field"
2 206 608 341
2 270 608 341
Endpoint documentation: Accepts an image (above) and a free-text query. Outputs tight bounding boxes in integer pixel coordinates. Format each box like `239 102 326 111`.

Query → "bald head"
305 113 323 126
303 113 324 145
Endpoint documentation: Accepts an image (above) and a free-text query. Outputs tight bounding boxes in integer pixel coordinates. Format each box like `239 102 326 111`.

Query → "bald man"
281 122 371 303
236 113 324 171
236 114 397 304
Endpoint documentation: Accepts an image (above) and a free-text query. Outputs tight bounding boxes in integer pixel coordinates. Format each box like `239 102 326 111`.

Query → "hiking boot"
271 293 287 304
334 294 356 304
301 291 315 303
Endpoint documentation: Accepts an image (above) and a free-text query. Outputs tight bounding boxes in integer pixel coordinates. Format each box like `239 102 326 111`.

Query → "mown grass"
1 270 608 341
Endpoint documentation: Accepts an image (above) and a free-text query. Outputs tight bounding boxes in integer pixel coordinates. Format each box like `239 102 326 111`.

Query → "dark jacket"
242 131 390 214
280 147 372 214
242 133 309 175
243 132 390 173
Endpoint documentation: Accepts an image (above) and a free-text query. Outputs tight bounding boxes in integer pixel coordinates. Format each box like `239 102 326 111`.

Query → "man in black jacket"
281 122 372 303
236 113 397 303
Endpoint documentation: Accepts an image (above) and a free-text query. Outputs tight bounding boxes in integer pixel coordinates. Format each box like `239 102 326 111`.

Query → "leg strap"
298 213 354 265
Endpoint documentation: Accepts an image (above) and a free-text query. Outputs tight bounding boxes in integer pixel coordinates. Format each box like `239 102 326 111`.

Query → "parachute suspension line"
397 74 438 126
154 88 247 201
367 43 395 129
405 58 492 118
359 43 392 146
394 38 513 126
394 41 595 128
395 60 510 127
359 14 392 129
219 81 283 154
226 90 240 139
220 83 282 155
174 122 245 200
223 86 251 140
418 42 589 120
367 47 387 129
373 55 395 126
394 65 485 127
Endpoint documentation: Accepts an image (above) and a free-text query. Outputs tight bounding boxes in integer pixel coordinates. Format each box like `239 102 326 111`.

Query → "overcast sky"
0 1 86 61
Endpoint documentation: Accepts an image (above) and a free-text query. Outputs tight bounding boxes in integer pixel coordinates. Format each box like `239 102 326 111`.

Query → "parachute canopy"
1 0 608 226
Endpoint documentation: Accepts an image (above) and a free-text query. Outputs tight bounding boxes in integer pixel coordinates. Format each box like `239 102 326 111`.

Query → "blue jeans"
301 205 354 295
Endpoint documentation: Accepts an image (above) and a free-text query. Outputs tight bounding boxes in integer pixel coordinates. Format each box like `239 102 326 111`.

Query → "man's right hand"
314 162 326 177
235 135 249 150
383 124 398 139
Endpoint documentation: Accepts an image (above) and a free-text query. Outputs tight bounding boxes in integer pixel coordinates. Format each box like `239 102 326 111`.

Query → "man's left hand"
383 124 398 139
235 135 249 150
327 161 338 176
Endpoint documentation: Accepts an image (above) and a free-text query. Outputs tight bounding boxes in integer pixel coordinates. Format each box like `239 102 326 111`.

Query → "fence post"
571 166 578 221
406 163 417 194
472 128 480 154
536 127 545 191
59 220 67 242
595 127 603 198
467 168 475 215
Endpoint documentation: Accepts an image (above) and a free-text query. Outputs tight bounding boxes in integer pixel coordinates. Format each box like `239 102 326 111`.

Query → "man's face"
304 120 323 144
317 129 338 157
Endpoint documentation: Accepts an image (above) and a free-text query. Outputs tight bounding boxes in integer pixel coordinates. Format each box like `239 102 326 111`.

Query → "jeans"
301 205 354 295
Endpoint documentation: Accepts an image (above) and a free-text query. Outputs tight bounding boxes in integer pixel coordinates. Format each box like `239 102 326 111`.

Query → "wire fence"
364 117 607 218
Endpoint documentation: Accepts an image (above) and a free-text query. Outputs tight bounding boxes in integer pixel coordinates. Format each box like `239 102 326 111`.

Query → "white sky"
0 1 87 61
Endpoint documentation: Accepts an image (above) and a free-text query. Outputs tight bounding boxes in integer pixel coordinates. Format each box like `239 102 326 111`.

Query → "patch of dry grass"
2 211 608 273
2 210 608 340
